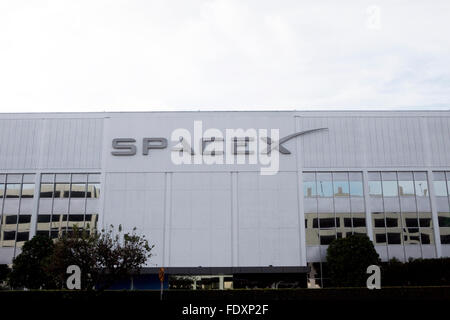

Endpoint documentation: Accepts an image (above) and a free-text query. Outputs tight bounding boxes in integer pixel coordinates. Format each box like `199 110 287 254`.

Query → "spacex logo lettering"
111 121 327 175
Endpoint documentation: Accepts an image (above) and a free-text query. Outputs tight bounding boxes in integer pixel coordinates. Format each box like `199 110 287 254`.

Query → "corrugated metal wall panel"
426 117 450 167
39 118 103 169
0 119 41 169
0 118 103 170
299 116 431 169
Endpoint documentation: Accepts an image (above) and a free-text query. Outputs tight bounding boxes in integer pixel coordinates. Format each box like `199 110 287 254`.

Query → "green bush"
0 264 11 288
326 234 381 287
8 235 56 289
382 258 450 286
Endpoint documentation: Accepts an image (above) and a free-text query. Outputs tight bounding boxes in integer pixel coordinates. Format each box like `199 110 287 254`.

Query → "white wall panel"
298 115 439 169
237 172 301 267
0 117 103 170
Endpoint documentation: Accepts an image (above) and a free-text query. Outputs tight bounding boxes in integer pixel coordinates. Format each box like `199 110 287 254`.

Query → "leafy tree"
326 234 380 287
8 235 56 289
47 225 154 290
0 264 11 285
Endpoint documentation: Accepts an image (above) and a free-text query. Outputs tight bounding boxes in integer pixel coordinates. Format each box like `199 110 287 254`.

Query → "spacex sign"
111 121 327 175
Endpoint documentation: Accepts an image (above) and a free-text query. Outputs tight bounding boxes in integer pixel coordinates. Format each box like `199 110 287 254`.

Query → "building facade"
0 111 449 279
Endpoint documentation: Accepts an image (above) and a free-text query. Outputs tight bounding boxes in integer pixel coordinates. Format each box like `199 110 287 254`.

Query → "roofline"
1 107 450 116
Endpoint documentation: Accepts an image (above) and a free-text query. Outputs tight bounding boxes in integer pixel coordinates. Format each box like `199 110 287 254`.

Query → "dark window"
405 218 419 228
50 230 59 239
353 218 366 227
386 218 399 227
3 231 16 241
387 232 401 244
312 218 319 228
354 232 367 237
319 218 336 229
344 218 352 227
320 235 336 245
16 232 29 242
69 214 84 222
441 235 450 244
5 215 17 224
438 217 450 227
36 230 49 237
408 236 420 242
374 219 385 228
375 233 386 244
420 233 431 244
18 215 31 224
419 218 431 227
38 215 51 223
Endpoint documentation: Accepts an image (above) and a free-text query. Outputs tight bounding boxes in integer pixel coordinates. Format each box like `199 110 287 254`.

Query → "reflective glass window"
374 232 386 244
352 218 366 227
5 184 21 198
55 174 71 183
40 184 54 198
420 232 431 244
349 181 363 197
334 180 349 197
405 218 419 228
387 231 402 244
303 181 317 197
438 213 450 227
3 231 16 241
5 215 18 224
317 181 333 197
16 232 29 243
434 181 448 196
68 214 84 222
21 184 34 198
18 215 31 224
71 174 87 183
382 181 398 197
398 180 414 196
385 217 399 228
88 173 101 183
415 181 428 197
41 174 54 183
419 217 432 228
369 181 382 196
441 229 450 244
22 174 35 183
6 174 22 183
87 183 100 198
37 215 51 223
0 183 4 198
70 183 86 198
55 184 70 198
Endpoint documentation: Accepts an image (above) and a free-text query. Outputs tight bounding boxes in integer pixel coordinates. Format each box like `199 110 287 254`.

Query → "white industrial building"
1 111 450 283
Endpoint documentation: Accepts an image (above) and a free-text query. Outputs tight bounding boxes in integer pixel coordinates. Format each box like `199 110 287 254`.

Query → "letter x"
261 128 328 154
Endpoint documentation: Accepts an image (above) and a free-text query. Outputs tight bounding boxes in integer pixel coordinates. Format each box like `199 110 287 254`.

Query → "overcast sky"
0 0 449 113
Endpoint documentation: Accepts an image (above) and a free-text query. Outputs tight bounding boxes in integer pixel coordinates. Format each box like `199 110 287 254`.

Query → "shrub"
326 234 380 287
